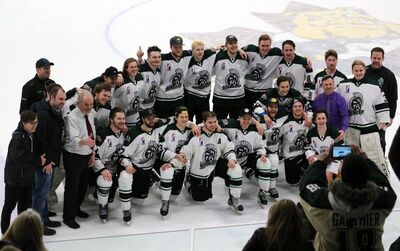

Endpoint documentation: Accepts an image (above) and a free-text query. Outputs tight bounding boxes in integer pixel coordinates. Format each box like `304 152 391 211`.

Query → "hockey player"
280 99 310 185
94 108 129 223
173 111 244 214
277 40 314 101
337 60 390 176
313 49 347 97
157 106 193 218
242 34 282 109
81 66 122 93
113 58 145 128
218 108 271 207
213 35 249 119
255 98 287 199
183 40 217 123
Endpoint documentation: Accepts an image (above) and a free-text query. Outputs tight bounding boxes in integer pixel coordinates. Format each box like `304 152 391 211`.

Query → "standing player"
242 34 282 109
172 111 244 214
337 60 390 176
218 108 271 207
94 108 129 224
277 40 313 101
213 35 248 119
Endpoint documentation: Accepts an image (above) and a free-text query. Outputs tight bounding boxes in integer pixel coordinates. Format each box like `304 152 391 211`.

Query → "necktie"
84 115 94 139
326 95 331 118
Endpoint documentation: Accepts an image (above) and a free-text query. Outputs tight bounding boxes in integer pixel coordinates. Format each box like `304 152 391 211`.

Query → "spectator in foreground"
242 198 314 251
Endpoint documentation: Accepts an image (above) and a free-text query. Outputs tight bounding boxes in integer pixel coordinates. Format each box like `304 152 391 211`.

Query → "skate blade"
125 221 131 226
227 205 243 215
101 219 107 224
257 200 268 209
161 215 168 220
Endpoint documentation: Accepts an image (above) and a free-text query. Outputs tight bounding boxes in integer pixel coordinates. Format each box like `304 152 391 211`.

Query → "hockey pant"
188 159 242 202
97 170 132 211
160 165 186 201
243 154 278 191
284 155 308 185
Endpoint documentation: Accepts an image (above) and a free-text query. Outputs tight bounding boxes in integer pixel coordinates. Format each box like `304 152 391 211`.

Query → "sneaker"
99 204 109 222
257 190 268 208
227 195 244 215
268 188 279 198
76 209 89 218
160 200 170 217
44 218 61 228
123 210 132 225
63 220 80 229
43 225 56 236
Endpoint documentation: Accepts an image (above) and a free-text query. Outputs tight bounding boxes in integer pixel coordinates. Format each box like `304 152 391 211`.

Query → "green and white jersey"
277 54 314 100
305 127 339 159
243 45 282 93
260 114 288 154
139 61 161 110
94 126 125 174
219 118 266 166
113 75 144 128
212 50 248 106
337 77 390 134
313 69 347 97
158 50 192 102
159 123 192 162
184 49 216 99
280 114 309 159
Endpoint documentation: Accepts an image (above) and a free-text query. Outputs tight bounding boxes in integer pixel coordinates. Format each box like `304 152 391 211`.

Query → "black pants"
184 92 210 123
284 155 308 184
213 103 244 120
1 184 32 234
154 98 184 119
63 150 90 221
244 90 264 110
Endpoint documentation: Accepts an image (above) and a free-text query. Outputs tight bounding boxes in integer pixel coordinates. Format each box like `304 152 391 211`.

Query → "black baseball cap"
170 36 184 47
36 58 54 68
103 66 119 80
226 35 238 44
267 97 279 106
239 108 252 117
140 108 157 118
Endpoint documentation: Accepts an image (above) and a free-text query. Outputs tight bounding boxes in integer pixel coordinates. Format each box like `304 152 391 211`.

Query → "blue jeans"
32 168 54 222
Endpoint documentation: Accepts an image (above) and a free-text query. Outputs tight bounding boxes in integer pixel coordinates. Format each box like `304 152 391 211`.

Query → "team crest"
267 127 280 146
223 69 240 90
166 68 183 91
245 63 266 81
234 140 252 158
289 130 306 152
349 92 364 115
139 141 157 164
200 143 217 169
193 70 210 89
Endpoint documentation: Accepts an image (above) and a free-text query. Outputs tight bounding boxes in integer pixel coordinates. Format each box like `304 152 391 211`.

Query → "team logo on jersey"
284 72 296 88
349 92 364 115
126 86 131 95
319 145 329 154
140 141 157 164
143 81 157 104
289 130 306 152
106 143 124 173
267 127 280 146
166 68 184 92
200 143 217 169
127 92 140 116
193 70 210 89
235 140 252 158
289 125 293 132
107 138 113 147
175 139 186 153
223 69 240 90
171 133 176 142
245 63 266 81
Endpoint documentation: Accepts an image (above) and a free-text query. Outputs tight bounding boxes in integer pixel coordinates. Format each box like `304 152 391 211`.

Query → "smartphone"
331 145 352 160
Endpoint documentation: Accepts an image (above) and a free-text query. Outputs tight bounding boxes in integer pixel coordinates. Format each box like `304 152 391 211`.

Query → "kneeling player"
94 108 131 224
173 111 244 214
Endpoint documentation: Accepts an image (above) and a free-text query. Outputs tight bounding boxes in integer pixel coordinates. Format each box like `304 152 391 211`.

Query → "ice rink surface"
0 0 400 250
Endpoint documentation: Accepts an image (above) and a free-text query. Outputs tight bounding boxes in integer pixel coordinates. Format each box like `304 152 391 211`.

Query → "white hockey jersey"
337 77 390 134
260 114 288 154
313 69 347 97
305 127 339 159
94 126 125 173
159 123 192 162
183 49 216 98
280 115 309 159
139 61 161 109
243 45 282 93
212 50 248 106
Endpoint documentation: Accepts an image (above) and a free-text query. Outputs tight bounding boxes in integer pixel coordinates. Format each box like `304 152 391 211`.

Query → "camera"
331 145 352 160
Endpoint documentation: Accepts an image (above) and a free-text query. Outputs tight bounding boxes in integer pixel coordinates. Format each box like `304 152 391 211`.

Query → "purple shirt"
313 92 349 131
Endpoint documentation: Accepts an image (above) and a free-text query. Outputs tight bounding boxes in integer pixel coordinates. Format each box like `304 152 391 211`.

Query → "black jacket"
19 74 55 114
389 125 400 180
34 101 64 167
4 126 37 186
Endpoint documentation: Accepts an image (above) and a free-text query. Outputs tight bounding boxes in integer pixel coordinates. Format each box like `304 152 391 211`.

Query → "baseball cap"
175 106 189 117
239 108 252 117
103 66 119 80
170 36 184 47
341 154 370 187
226 35 238 44
140 108 157 118
36 58 54 68
267 97 279 106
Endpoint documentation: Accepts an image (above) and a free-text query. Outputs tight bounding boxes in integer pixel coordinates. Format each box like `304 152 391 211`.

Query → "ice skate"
257 190 269 208
227 195 244 215
268 188 279 199
123 210 132 226
160 200 170 220
99 204 108 223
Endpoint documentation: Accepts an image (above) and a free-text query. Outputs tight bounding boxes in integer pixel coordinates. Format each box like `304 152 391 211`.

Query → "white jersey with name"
94 126 125 173
159 123 192 162
183 49 216 98
337 77 390 133
243 45 282 92
139 61 161 109
212 50 248 106
280 115 309 159
219 119 266 166
180 130 236 179
158 51 192 102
